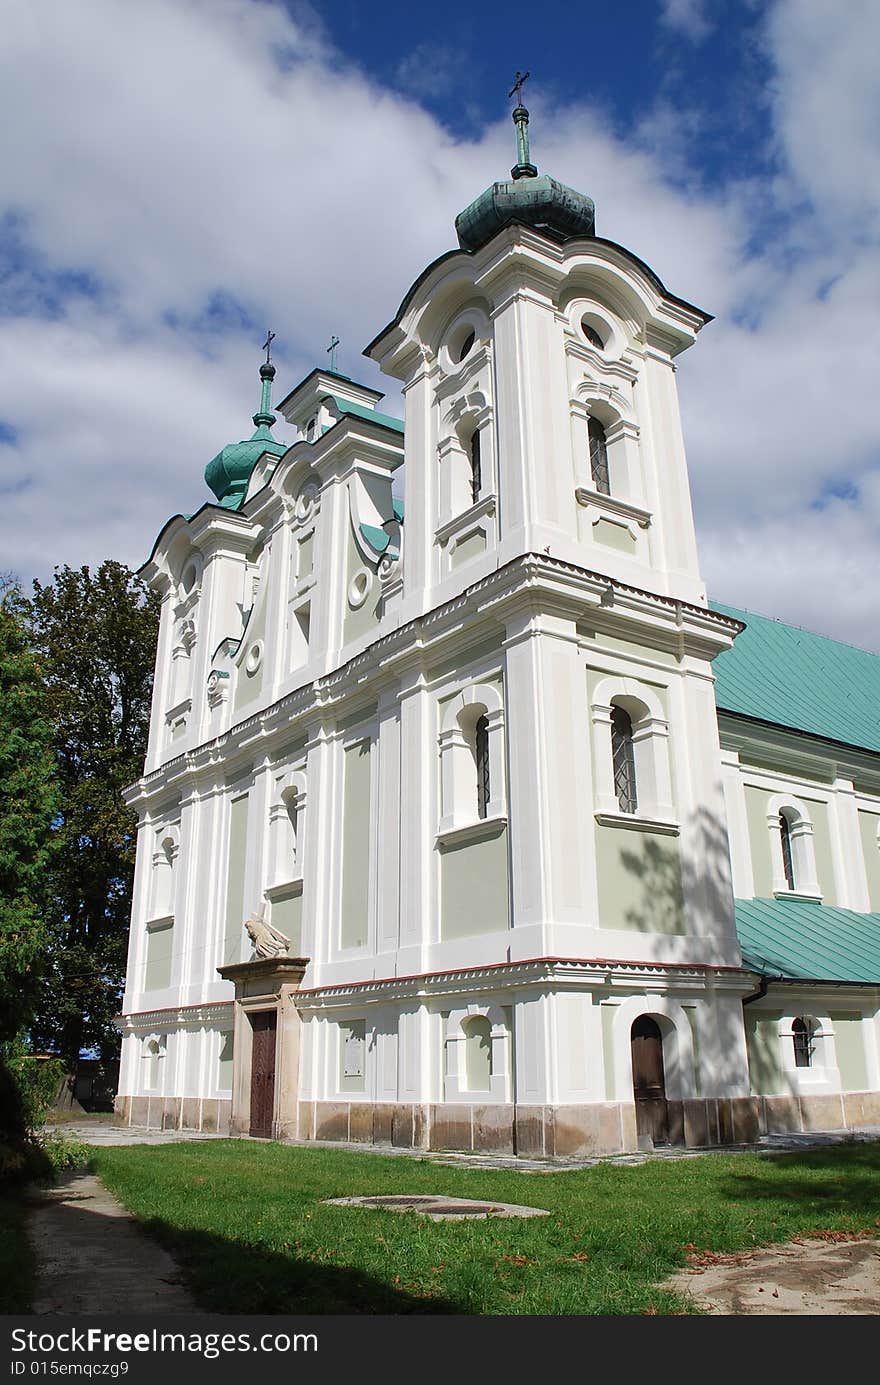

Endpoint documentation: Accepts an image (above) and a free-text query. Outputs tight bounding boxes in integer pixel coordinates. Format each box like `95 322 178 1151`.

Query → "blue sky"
1 0 878 647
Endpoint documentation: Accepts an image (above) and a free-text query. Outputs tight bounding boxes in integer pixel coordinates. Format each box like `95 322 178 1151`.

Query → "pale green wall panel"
745 1014 784 1095
595 825 685 933
440 825 509 939
270 888 303 954
593 517 636 554
343 532 382 645
745 785 774 897
450 530 487 568
601 1004 617 1099
859 811 880 910
338 1019 366 1093
144 919 173 991
234 599 267 711
218 1031 234 1090
341 740 371 949
805 798 837 904
830 1014 868 1091
223 794 249 965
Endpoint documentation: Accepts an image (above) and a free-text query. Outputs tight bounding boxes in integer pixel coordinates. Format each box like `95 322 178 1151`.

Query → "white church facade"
115 103 880 1155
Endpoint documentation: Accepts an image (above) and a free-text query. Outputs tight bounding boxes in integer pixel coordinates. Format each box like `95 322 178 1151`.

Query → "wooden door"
631 1016 669 1146
249 1010 277 1139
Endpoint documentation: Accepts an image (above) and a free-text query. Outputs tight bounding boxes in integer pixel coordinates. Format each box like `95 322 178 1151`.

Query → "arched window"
144 1035 166 1091
463 1016 492 1091
270 770 307 886
792 1016 815 1069
611 705 638 814
779 811 795 890
766 796 821 899
475 714 490 819
469 428 482 504
589 416 610 495
438 683 505 833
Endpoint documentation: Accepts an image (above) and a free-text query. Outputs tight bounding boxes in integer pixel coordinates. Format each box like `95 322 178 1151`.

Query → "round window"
454 328 476 363
348 568 373 610
245 641 263 676
581 318 605 350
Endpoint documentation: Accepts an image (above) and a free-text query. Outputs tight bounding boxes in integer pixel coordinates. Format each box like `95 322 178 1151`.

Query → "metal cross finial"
262 330 275 365
326 334 340 372
508 70 530 104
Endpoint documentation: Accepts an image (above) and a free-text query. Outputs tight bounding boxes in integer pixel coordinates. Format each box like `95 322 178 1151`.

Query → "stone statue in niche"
244 906 290 960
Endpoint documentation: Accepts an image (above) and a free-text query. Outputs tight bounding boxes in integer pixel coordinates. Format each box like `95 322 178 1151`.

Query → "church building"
115 99 880 1155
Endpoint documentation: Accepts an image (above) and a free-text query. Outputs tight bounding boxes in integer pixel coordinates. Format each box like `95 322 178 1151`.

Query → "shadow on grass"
717 1144 880 1219
140 1217 466 1314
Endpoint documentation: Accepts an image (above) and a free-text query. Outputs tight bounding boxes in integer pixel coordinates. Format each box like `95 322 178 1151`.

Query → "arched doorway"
631 1016 669 1146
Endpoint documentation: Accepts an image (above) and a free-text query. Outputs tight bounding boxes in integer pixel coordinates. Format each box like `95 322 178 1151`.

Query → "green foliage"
35 1129 90 1175
91 1139 880 1315
4 1039 65 1131
25 562 159 1062
0 583 57 1048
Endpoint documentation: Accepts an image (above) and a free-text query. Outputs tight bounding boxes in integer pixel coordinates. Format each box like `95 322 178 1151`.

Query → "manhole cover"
324 1195 549 1220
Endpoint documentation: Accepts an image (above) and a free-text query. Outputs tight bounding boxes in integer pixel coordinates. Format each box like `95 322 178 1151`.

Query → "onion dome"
204 358 287 509
455 99 595 253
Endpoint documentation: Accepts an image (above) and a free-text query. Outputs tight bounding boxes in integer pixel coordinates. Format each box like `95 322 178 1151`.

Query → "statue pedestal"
217 956 310 1140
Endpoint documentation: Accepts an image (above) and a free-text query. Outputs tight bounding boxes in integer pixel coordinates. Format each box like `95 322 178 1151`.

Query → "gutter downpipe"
742 975 769 1007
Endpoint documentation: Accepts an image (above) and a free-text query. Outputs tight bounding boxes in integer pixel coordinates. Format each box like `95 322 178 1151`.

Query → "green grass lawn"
90 1139 880 1315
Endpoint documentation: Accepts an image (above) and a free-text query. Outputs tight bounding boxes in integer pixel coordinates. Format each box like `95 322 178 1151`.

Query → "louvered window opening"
475 715 490 820
792 1017 814 1069
582 323 604 349
779 812 795 889
470 428 482 505
611 706 637 814
589 417 610 495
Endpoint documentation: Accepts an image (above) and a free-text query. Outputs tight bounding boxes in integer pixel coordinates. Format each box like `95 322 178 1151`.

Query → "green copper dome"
204 361 287 509
455 102 595 253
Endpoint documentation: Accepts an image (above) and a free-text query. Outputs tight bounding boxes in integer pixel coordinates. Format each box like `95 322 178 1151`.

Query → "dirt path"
27 1170 196 1314
667 1236 880 1314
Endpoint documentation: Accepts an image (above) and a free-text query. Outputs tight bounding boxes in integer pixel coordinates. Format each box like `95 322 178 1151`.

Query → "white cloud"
659 0 713 43
0 0 877 651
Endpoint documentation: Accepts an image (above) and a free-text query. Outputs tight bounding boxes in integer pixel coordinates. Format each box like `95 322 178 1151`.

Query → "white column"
829 778 871 911
397 673 435 972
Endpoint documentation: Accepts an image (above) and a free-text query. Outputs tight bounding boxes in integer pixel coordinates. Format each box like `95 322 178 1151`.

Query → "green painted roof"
736 896 880 984
711 602 880 754
326 395 404 435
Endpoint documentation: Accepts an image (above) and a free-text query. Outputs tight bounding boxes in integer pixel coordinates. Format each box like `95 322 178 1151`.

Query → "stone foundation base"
296 1096 763 1157
114 1094 232 1134
760 1091 880 1135
112 1090 880 1152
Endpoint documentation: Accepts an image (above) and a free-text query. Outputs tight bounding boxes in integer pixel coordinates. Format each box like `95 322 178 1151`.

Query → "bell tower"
367 93 711 611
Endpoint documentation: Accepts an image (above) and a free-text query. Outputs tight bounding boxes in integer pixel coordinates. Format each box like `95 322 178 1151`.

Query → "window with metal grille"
779 812 795 889
611 705 637 814
470 428 482 505
792 1016 814 1068
475 714 490 819
589 416 610 495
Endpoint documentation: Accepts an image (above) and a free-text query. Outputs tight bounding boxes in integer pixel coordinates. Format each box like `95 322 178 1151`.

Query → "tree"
0 579 57 1047
26 562 160 1063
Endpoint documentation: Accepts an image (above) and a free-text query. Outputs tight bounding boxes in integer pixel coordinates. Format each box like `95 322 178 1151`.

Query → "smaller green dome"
455 101 596 253
205 361 287 508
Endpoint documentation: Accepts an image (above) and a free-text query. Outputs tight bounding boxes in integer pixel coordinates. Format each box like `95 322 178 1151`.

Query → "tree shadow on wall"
619 836 685 937
618 805 754 1091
